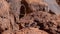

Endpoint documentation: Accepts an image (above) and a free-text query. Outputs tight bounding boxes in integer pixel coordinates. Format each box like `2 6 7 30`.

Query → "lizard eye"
56 0 60 6
20 5 26 18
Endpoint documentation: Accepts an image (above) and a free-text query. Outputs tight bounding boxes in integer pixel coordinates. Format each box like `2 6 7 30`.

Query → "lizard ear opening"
48 10 56 15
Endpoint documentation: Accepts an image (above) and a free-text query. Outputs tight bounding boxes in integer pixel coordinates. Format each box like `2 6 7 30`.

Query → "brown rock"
16 27 48 34
0 0 10 18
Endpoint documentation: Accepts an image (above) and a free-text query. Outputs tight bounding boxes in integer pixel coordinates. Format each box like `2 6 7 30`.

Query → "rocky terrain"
0 0 60 34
